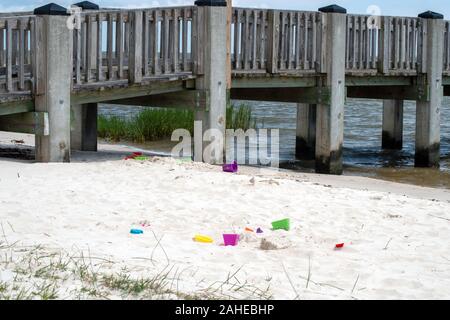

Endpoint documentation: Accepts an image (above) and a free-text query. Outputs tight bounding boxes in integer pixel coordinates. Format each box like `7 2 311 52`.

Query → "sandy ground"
1 132 450 299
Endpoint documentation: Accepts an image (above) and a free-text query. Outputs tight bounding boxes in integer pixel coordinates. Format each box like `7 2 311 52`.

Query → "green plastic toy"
272 218 290 231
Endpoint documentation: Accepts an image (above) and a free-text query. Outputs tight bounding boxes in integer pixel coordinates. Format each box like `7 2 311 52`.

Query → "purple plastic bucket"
223 234 239 246
222 161 238 173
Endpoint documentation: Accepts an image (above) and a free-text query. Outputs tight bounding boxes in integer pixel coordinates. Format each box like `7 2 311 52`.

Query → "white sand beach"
1 132 450 299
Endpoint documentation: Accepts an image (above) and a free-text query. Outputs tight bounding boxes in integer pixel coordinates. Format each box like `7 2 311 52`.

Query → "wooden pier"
0 1 449 174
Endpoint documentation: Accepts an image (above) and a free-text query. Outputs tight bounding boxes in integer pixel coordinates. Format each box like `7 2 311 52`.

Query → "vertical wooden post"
315 5 347 175
415 11 444 168
296 104 316 160
378 16 390 74
71 2 99 152
194 0 228 164
382 100 404 149
267 10 279 74
129 10 143 83
71 104 98 152
33 3 73 162
226 0 232 90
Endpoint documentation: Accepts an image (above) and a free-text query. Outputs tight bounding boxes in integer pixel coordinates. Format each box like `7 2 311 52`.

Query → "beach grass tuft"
98 104 255 143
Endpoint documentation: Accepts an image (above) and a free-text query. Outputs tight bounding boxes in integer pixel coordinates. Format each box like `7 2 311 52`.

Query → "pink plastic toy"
223 234 239 246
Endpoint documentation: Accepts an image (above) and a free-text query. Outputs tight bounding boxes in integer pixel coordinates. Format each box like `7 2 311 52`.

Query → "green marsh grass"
98 104 255 143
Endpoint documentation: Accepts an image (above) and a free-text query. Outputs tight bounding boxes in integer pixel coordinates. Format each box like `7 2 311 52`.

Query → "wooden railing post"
71 1 99 152
33 3 73 162
315 4 347 175
267 10 279 74
415 11 445 168
378 16 390 74
193 0 228 164
129 10 143 84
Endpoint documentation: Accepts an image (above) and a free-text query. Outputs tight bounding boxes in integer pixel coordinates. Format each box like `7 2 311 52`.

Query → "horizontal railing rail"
0 16 35 94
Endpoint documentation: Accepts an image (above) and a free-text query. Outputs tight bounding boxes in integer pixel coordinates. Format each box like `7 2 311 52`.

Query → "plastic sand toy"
223 234 239 246
271 218 290 231
222 161 238 173
245 227 254 232
335 243 345 249
124 152 145 160
193 235 213 243
130 229 144 234
256 227 263 234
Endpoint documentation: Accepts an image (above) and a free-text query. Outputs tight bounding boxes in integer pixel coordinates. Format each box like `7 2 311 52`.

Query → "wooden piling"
315 5 347 175
382 100 404 150
71 104 98 152
415 12 444 168
33 4 72 163
296 104 316 160
194 0 228 164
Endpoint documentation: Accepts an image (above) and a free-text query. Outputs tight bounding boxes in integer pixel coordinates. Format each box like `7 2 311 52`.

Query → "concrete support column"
71 104 98 151
415 11 444 168
315 5 347 174
33 3 73 162
194 0 228 164
382 100 404 150
296 103 316 160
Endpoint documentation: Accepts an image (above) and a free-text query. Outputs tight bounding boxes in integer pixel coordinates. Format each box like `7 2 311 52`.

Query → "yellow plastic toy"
193 234 214 243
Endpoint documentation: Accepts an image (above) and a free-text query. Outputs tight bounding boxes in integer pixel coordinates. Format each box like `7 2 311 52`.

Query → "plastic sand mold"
223 234 239 246
272 218 290 231
222 161 238 173
335 243 345 249
193 235 213 243
130 229 144 234
124 152 144 160
256 227 263 234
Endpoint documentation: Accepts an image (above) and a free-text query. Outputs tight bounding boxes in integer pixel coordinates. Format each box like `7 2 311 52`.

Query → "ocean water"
99 97 450 189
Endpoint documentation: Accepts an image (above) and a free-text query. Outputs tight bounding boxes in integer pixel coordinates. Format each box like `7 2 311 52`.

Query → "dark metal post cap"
72 1 100 10
418 11 444 19
194 0 227 7
34 3 70 15
318 4 347 14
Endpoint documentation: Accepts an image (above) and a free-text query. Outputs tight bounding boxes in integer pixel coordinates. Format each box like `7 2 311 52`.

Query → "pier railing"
0 15 35 95
1 5 450 96
231 8 322 75
73 6 196 88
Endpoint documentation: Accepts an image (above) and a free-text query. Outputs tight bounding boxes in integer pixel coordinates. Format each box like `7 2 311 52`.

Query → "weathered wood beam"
0 98 34 116
0 112 48 135
346 85 429 101
231 87 331 104
346 75 414 87
231 75 317 88
71 80 189 105
106 90 208 110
